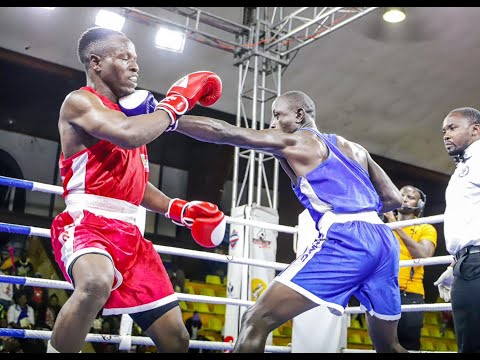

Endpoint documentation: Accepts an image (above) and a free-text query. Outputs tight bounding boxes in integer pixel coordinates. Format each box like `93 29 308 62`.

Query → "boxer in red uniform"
48 27 224 353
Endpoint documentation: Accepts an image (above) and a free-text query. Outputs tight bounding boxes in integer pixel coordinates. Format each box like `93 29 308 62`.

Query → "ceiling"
1 7 480 176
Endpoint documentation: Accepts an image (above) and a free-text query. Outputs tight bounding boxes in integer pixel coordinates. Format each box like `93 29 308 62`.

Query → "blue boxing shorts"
275 211 401 320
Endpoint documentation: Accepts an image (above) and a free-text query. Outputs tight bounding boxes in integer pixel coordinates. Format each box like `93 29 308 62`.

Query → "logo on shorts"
59 223 75 245
300 238 323 262
229 229 239 249
140 154 149 172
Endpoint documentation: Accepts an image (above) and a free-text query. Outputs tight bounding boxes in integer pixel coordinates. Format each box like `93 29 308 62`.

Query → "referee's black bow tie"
454 152 467 164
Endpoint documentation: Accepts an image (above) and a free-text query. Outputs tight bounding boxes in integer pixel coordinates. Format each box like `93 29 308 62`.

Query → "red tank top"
59 86 149 205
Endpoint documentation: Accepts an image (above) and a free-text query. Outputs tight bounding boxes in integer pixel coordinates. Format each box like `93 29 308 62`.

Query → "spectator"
185 311 202 353
14 250 34 278
0 303 5 324
0 336 23 353
384 185 437 350
173 268 186 293
7 291 45 352
0 248 14 273
36 293 61 331
185 311 202 339
0 268 14 312
7 292 35 329
29 273 49 312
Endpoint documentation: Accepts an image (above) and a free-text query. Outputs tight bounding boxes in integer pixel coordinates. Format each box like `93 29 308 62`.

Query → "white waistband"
318 211 384 238
65 193 139 225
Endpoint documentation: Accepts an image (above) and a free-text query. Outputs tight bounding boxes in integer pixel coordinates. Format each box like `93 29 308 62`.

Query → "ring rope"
345 302 451 315
399 255 453 268
154 244 288 271
0 274 254 307
341 349 452 353
0 274 453 314
387 214 445 229
0 221 289 271
0 175 447 232
0 175 297 234
0 221 453 269
0 175 63 195
0 328 291 353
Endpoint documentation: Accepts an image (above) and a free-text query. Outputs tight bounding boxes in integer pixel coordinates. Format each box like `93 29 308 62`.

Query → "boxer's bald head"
77 27 129 70
280 91 316 120
270 91 316 133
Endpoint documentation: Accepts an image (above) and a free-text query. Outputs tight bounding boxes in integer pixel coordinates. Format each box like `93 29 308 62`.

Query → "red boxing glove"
166 198 226 248
156 71 222 132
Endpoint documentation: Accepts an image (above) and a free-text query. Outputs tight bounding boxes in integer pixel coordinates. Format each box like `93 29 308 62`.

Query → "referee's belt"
455 245 480 261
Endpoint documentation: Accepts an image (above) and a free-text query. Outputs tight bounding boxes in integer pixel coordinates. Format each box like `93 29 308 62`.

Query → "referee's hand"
434 266 454 302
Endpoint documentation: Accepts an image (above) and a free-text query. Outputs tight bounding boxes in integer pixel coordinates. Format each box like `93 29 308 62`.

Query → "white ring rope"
154 244 288 271
345 302 451 315
400 255 453 268
386 214 445 229
0 274 253 306
227 216 298 234
0 221 453 270
0 273 453 313
0 328 291 353
0 175 447 232
341 349 451 353
0 176 297 234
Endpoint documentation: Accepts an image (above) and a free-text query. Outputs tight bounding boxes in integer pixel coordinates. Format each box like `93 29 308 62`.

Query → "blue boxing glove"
118 90 158 116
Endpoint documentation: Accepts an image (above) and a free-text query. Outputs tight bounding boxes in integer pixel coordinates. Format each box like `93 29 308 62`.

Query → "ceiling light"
40 7 55 10
382 8 406 23
95 9 126 32
155 26 186 53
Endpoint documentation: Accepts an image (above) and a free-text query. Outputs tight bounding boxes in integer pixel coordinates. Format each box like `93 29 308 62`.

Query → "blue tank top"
292 129 383 228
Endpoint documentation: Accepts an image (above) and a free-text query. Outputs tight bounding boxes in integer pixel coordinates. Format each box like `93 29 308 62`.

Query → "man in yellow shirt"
384 185 437 350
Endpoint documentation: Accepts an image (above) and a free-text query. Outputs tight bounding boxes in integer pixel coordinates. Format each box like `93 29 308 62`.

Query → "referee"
435 107 480 353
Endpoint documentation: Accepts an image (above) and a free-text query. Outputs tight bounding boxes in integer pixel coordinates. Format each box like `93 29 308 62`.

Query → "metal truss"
121 7 379 211
121 7 250 54
121 6 379 337
265 7 378 56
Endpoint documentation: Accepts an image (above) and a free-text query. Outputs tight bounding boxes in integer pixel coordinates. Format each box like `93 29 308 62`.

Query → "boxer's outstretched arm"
177 115 293 156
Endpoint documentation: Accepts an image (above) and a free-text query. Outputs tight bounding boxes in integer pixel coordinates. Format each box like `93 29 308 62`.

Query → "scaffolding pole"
121 5 379 344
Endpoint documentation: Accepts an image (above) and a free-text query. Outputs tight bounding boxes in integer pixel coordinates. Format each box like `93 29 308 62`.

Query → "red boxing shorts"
50 194 177 315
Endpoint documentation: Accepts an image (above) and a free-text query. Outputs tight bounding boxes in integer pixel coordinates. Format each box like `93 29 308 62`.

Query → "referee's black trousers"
452 252 480 353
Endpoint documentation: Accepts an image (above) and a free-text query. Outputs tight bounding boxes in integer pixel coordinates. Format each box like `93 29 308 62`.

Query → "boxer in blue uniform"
176 91 407 353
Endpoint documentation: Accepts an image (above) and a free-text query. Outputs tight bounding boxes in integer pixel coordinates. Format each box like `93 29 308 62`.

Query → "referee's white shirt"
444 139 480 255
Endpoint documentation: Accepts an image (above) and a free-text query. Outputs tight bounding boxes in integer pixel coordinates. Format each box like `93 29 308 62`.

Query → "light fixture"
95 9 126 32
40 7 55 10
382 8 406 23
155 26 186 53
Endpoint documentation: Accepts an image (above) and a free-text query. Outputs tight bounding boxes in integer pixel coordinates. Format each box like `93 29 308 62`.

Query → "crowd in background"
0 220 454 353
0 244 222 353
0 247 62 352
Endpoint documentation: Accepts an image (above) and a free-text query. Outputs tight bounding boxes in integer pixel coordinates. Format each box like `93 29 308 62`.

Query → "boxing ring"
0 175 455 353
